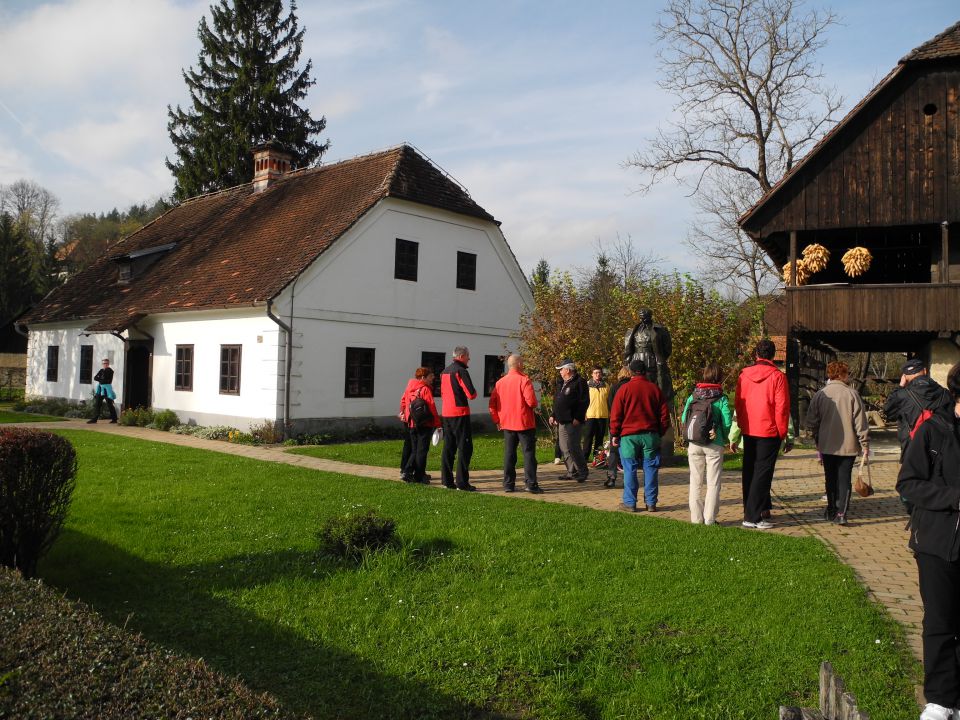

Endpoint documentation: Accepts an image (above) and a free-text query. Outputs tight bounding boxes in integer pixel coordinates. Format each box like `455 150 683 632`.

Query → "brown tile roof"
22 145 495 331
900 21 960 62
739 20 960 232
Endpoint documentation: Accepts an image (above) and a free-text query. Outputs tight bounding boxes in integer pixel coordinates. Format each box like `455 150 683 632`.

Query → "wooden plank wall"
753 65 960 235
791 283 960 332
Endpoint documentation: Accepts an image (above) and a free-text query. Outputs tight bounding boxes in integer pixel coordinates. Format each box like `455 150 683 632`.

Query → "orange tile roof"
22 145 494 331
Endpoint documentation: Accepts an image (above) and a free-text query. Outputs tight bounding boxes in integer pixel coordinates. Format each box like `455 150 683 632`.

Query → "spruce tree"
166 0 328 201
0 213 35 325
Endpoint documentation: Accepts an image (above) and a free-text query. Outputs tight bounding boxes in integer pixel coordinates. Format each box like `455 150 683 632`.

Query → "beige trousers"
688 441 724 524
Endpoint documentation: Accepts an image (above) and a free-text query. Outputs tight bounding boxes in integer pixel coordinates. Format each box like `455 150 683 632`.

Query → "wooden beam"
943 221 951 283
789 231 798 287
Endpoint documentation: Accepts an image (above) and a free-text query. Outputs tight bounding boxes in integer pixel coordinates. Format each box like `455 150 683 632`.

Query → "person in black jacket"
86 358 118 424
884 358 953 461
548 358 590 482
896 361 960 720
604 365 631 488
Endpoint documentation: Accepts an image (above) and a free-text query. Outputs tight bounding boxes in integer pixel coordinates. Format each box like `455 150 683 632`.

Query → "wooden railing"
790 283 960 333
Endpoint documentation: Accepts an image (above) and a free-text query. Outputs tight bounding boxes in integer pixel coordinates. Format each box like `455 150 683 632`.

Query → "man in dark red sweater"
609 358 670 512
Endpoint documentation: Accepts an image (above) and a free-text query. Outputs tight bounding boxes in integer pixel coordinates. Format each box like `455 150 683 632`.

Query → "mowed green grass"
288 431 745 472
41 430 917 719
0 410 66 423
286 431 558 471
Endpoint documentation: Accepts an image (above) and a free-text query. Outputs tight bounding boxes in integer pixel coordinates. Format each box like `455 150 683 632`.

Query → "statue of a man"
623 308 673 401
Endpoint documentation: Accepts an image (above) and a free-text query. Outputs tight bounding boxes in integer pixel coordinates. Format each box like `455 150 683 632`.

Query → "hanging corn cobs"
782 259 811 286
801 243 830 274
841 247 872 277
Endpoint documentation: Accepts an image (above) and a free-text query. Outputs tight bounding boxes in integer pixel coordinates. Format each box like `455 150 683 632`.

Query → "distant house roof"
739 20 960 235
21 145 496 332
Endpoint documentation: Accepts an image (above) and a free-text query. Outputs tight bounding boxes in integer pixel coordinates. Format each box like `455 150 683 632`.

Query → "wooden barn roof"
21 145 495 331
739 20 960 244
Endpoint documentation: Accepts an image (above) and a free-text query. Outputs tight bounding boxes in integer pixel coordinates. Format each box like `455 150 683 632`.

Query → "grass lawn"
40 431 917 719
286 431 558 471
0 409 66 423
286 431 745 472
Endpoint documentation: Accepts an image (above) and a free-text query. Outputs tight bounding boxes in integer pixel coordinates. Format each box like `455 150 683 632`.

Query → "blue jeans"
620 432 660 507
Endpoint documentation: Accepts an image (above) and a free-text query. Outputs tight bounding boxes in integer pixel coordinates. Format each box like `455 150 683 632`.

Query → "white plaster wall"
272 198 532 421
928 339 960 387
287 199 532 334
25 324 125 403
145 310 282 429
288 319 510 420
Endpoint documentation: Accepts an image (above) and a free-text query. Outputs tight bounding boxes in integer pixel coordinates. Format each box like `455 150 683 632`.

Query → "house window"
219 345 241 395
46 346 59 382
421 351 445 397
456 251 476 290
483 354 504 397
395 238 419 282
345 347 375 398
175 345 194 391
79 345 93 384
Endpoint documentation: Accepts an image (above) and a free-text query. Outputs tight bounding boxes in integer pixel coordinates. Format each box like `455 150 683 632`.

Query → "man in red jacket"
440 346 478 491
734 338 791 529
489 354 543 494
609 358 670 512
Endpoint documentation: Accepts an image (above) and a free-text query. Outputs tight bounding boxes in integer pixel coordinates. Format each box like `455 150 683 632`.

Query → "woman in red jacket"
403 367 442 484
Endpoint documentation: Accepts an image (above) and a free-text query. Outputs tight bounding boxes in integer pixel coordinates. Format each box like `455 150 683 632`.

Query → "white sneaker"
553 458 563 465
742 520 757 528
755 520 774 530
920 703 953 720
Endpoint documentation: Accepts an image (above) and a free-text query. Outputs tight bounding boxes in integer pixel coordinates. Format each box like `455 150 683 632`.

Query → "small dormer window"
118 262 132 283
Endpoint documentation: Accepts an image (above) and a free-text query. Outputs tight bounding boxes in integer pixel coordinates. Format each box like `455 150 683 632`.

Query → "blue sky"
0 0 956 277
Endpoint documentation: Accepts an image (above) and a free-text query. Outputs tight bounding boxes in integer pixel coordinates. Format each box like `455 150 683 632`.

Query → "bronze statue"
624 308 673 401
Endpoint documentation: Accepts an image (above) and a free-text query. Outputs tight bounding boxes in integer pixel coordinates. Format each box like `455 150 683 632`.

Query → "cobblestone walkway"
20 419 922 661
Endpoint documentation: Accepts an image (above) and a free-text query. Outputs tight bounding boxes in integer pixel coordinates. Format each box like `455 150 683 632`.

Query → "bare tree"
626 0 842 297
0 179 60 250
580 233 663 290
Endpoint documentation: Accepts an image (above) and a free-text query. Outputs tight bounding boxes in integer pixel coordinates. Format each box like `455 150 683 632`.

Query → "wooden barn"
739 21 960 423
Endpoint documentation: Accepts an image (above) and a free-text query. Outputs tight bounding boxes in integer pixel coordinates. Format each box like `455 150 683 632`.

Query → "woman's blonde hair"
617 365 631 381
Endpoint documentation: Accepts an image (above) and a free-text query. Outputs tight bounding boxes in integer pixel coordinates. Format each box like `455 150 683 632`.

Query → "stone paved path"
18 419 922 662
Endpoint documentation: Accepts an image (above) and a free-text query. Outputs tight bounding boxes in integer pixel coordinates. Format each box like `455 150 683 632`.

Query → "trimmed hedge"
0 428 77 578
0 567 301 719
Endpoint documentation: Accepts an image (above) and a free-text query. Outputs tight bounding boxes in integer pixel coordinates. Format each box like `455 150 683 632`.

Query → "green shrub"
227 430 255 444
250 419 282 444
0 567 297 719
149 409 180 432
291 432 332 446
0 429 77 578
15 397 90 417
118 408 154 427
193 425 236 440
317 509 397 560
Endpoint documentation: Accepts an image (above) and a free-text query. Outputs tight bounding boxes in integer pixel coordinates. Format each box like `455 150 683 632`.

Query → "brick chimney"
252 140 292 192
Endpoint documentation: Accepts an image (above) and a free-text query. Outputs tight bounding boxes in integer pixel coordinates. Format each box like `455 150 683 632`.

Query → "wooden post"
942 221 950 283
789 230 798 288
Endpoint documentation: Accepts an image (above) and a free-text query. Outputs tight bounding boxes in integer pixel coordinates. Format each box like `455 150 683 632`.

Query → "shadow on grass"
40 530 500 720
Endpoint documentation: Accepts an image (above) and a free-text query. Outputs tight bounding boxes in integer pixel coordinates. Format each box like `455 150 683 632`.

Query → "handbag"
853 453 874 498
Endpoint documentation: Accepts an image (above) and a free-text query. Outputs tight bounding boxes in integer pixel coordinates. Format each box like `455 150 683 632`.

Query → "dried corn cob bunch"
801 243 830 273
841 247 872 277
782 259 811 286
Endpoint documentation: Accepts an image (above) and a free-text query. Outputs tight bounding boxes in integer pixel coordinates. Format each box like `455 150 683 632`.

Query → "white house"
20 144 533 433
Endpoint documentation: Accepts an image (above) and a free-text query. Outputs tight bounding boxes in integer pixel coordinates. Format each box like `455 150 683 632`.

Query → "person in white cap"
548 358 589 482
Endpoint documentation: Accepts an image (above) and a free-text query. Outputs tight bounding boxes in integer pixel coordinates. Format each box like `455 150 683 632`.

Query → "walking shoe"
824 508 836 522
646 505 657 513
603 477 615 488
617 502 637 513
576 476 587 483
456 484 478 492
553 458 563 465
442 483 456 489
109 420 118 424
755 520 774 530
558 474 573 480
742 520 758 528
424 474 433 481
401 474 415 483
834 513 848 526
86 419 97 424
920 703 953 720
526 485 544 494
503 484 515 493
416 477 430 484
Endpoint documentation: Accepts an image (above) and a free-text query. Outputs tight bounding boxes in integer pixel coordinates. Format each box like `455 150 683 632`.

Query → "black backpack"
408 394 432 428
683 396 715 445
